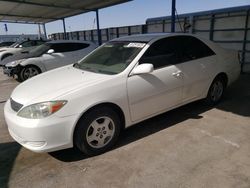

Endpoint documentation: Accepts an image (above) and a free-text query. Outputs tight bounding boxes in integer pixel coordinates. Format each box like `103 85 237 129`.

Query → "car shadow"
216 74 250 117
50 99 211 162
50 74 250 162
0 142 21 188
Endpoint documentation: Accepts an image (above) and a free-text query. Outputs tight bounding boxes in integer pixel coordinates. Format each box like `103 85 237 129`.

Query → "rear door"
176 36 217 102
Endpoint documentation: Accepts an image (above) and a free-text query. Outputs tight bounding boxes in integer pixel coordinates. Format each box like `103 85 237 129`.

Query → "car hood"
0 47 9 52
11 65 111 105
1 52 37 66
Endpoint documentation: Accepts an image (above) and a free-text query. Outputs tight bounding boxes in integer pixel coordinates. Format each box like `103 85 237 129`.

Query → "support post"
43 23 47 39
209 14 215 41
242 10 250 73
189 16 194 34
96 9 102 45
162 20 165 32
171 0 176 33
83 31 86 40
38 24 41 39
62 18 66 40
116 27 119 38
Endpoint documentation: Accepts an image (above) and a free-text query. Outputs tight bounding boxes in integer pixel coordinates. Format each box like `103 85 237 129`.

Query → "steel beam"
0 13 57 21
0 0 91 11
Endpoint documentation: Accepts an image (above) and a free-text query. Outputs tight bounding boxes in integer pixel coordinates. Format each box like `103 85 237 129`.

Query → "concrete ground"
0 71 250 188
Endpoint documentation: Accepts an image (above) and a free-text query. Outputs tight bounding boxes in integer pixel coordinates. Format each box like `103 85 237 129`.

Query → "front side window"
29 43 51 56
140 37 182 69
76 41 146 74
50 43 89 53
50 43 67 53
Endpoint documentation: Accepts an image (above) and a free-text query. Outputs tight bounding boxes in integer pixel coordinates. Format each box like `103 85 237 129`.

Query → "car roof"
111 33 201 43
47 40 94 44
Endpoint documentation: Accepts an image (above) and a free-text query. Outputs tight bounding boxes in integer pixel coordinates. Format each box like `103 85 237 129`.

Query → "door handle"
172 71 182 77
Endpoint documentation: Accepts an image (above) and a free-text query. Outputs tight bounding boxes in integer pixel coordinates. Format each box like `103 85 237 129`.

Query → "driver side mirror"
131 63 154 76
47 49 55 54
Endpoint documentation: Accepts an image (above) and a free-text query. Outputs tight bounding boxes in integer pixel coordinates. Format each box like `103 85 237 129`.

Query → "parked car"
2 40 97 81
0 41 15 48
0 39 46 61
4 33 240 156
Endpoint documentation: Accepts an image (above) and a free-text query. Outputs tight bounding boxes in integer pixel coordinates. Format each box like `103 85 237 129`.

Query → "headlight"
17 101 67 119
6 59 25 67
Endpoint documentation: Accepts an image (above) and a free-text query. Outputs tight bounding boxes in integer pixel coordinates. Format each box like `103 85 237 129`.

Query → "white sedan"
0 39 46 61
3 40 97 81
4 33 240 156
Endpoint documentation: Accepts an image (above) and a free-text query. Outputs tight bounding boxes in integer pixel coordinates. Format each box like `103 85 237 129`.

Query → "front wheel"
18 66 41 82
74 107 121 156
206 77 226 105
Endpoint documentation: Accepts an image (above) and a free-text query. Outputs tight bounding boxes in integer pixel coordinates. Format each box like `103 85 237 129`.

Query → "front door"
127 37 185 122
127 64 183 122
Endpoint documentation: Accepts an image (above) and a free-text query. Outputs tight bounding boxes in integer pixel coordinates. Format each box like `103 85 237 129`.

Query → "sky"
0 0 249 35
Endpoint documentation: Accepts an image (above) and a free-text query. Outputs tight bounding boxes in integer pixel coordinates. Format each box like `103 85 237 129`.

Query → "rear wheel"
206 76 226 105
74 107 121 156
18 65 41 82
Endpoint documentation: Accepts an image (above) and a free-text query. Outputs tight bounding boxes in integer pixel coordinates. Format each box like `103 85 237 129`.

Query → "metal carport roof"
0 0 131 24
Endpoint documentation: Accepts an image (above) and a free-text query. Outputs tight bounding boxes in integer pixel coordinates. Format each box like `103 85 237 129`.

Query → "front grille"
10 98 23 112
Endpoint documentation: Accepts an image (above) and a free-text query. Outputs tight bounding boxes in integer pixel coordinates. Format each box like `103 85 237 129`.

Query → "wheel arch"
215 72 228 87
203 72 228 99
72 102 126 143
20 60 46 73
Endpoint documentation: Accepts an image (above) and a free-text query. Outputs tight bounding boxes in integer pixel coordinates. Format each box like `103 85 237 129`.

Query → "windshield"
29 43 51 56
9 41 21 48
76 41 146 75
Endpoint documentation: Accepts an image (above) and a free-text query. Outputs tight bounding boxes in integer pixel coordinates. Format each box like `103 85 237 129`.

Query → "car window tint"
139 37 182 69
73 43 90 50
37 41 45 45
140 36 215 69
21 41 35 47
182 36 215 60
50 43 90 53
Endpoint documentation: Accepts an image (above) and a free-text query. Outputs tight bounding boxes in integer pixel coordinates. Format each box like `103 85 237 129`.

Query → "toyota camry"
4 33 240 156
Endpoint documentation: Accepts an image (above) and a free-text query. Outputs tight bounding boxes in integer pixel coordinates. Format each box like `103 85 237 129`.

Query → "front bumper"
2 65 20 77
4 99 79 153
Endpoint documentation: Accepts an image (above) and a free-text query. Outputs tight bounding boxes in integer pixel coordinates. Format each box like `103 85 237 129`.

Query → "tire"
206 76 226 105
74 107 121 156
18 65 41 82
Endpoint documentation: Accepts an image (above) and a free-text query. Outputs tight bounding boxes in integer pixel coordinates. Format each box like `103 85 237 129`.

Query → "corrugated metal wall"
49 5 250 73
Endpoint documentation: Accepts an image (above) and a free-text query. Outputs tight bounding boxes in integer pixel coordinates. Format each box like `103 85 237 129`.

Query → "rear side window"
51 43 90 53
140 36 215 69
183 36 215 60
